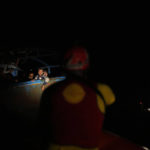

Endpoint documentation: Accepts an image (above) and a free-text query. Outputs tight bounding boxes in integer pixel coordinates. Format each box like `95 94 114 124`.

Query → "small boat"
1 76 66 120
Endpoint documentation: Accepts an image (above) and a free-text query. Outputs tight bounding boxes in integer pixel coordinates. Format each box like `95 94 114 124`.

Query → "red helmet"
64 47 89 70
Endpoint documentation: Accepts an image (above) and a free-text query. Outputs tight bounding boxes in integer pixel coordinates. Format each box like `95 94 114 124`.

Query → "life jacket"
41 75 115 149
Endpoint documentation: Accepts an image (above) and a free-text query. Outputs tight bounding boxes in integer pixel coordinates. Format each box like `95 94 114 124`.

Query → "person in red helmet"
63 46 89 71
38 47 143 150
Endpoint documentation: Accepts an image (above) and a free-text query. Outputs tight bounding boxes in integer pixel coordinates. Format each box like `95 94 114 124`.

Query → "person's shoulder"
96 83 116 105
97 83 112 90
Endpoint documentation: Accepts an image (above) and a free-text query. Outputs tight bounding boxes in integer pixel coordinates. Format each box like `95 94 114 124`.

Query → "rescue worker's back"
39 47 116 150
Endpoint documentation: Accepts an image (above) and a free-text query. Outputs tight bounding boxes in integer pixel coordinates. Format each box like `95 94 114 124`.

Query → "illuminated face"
28 73 34 80
38 69 43 76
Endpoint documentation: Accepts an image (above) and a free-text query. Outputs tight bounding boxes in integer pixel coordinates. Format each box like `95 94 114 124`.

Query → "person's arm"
34 75 38 80
97 83 116 106
42 77 51 91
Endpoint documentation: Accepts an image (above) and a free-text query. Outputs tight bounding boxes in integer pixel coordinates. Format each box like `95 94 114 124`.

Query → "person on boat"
35 68 45 80
41 70 50 91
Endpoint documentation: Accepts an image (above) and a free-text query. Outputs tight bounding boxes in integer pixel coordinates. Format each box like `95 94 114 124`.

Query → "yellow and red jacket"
40 75 115 149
